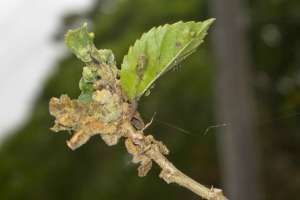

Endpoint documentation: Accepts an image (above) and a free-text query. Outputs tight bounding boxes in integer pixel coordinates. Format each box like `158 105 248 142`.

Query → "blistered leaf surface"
65 23 96 62
120 19 215 101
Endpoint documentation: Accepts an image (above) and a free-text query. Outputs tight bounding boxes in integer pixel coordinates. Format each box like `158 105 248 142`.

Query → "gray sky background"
0 0 94 143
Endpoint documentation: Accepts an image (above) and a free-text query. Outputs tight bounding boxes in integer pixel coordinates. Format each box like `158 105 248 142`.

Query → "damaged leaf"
49 95 121 149
120 19 215 101
65 23 96 63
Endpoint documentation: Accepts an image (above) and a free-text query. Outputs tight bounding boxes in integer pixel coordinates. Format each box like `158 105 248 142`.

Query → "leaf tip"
205 18 216 26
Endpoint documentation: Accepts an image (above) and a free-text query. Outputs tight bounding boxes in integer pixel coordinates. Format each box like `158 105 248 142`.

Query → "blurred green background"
0 0 299 199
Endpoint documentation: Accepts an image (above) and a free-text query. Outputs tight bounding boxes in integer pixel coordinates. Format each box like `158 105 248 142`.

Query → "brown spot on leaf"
135 54 148 79
175 41 183 48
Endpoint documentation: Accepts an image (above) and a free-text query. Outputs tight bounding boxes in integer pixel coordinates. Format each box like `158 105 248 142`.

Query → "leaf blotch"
135 54 148 79
175 41 183 48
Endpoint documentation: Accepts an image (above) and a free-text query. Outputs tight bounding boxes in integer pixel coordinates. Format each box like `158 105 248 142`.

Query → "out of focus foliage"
0 0 299 199
250 1 300 199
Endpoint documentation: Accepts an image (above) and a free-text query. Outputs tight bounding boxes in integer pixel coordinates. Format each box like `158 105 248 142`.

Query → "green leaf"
65 23 96 63
120 19 215 101
77 92 94 102
78 77 94 102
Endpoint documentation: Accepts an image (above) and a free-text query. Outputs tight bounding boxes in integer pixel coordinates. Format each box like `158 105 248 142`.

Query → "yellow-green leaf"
65 23 96 63
120 19 215 102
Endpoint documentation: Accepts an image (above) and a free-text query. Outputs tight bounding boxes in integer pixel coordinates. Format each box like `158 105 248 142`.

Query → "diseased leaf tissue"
121 19 214 101
47 19 225 200
49 18 213 154
49 19 213 150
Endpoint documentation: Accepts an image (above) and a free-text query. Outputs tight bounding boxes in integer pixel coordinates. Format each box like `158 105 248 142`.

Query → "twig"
49 37 228 199
49 92 229 200
122 121 228 200
141 112 156 132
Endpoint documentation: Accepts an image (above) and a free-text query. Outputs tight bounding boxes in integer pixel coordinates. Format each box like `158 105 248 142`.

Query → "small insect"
172 60 182 71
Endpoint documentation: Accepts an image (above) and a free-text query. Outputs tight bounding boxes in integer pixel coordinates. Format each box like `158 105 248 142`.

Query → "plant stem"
123 121 228 200
149 147 227 200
